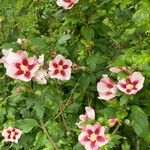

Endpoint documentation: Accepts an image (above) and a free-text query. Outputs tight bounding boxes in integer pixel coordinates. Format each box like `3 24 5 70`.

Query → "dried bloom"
17 38 26 45
109 67 122 73
109 66 132 74
108 118 118 127
33 69 49 85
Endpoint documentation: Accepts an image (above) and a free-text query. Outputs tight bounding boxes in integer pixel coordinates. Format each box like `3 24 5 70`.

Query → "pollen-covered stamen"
90 133 98 142
20 64 28 72
126 84 134 90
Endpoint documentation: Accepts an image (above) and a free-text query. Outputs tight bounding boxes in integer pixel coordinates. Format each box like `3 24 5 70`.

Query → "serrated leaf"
81 26 95 41
119 95 128 106
130 106 149 141
33 131 47 150
56 35 71 45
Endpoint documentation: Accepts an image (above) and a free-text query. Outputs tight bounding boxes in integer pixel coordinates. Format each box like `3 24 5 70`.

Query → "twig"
112 124 120 134
40 120 59 150
135 137 140 150
54 75 83 120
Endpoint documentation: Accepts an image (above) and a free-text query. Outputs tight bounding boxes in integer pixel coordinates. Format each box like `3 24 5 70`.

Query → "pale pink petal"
16 50 28 59
38 54 44 66
54 55 65 64
130 72 145 91
84 141 99 150
85 107 95 120
33 69 48 85
97 81 111 94
96 135 109 147
61 68 71 80
3 51 22 65
79 115 86 121
98 93 116 101
93 124 105 136
78 132 89 145
74 0 79 3
56 0 64 6
64 59 72 67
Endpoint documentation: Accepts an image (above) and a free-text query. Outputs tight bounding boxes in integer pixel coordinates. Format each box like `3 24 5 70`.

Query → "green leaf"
130 106 149 141
33 131 47 150
81 26 95 41
15 118 38 133
56 35 71 46
107 134 122 149
121 142 130 150
87 53 100 71
119 95 128 106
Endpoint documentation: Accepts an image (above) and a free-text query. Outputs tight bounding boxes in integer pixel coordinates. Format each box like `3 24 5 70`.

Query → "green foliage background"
0 0 150 149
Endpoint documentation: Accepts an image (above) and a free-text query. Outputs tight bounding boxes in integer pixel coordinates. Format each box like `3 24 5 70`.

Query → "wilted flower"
97 75 118 100
117 72 145 95
108 118 118 127
2 127 22 143
0 49 43 82
109 67 122 73
48 55 72 80
33 69 49 85
56 0 79 9
78 124 109 150
109 66 131 74
76 107 95 128
17 38 26 45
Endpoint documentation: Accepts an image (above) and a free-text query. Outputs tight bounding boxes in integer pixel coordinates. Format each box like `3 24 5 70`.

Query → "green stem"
40 120 59 150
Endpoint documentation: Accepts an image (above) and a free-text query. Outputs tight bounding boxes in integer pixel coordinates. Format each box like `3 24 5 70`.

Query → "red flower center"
6 128 19 140
15 58 35 78
52 60 69 77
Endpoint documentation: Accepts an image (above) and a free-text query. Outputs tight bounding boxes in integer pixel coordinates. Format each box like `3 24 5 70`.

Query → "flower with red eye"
97 75 118 100
48 55 72 80
117 72 145 95
0 49 43 82
78 124 109 150
56 0 79 9
2 127 22 143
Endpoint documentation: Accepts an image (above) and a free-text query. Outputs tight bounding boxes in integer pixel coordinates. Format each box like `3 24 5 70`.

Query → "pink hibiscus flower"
56 0 79 9
2 126 22 143
97 75 118 100
0 49 43 82
117 72 145 95
78 124 109 150
76 107 95 128
48 55 72 80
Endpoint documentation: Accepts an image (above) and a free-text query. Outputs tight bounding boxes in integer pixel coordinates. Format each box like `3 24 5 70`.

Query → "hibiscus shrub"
0 0 150 150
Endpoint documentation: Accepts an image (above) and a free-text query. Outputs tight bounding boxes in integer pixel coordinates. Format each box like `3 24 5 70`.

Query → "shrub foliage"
0 0 150 149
